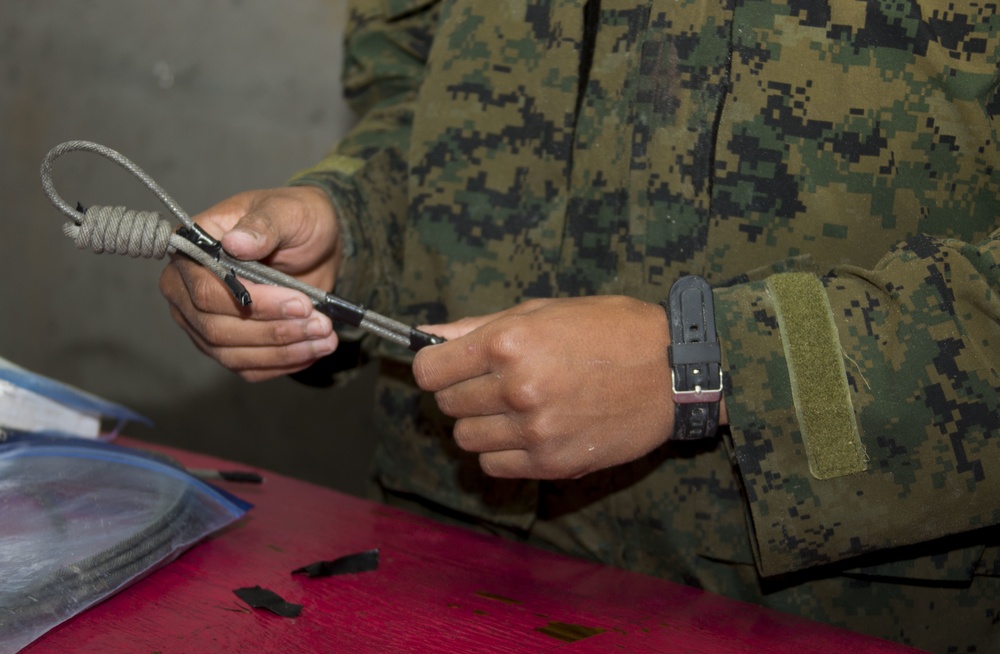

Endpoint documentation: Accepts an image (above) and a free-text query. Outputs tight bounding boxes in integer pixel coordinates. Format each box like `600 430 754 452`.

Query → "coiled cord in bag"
0 441 246 652
0 473 193 637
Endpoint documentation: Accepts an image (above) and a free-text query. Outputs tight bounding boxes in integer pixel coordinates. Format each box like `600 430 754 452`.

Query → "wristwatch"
664 276 722 440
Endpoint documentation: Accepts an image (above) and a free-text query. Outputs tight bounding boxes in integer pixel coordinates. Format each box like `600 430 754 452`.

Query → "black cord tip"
224 270 253 306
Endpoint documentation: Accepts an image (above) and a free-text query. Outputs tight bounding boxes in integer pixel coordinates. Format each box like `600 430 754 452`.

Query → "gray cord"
61 206 173 259
41 141 236 281
40 140 331 305
39 140 446 352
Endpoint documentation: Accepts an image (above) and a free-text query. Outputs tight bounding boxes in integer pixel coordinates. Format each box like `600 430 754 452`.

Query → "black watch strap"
664 276 722 440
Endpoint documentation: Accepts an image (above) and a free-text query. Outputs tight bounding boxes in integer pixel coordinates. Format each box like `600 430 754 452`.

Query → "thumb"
220 209 282 262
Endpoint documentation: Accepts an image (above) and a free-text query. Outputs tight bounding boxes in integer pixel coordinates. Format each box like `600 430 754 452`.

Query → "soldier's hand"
159 186 341 381
413 296 703 479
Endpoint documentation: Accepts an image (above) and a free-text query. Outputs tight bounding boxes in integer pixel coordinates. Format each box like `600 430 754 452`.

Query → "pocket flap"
382 0 439 20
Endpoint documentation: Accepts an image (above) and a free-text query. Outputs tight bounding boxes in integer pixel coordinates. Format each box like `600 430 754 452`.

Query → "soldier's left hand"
413 296 685 479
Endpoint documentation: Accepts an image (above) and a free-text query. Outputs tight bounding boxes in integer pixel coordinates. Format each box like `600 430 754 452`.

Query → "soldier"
160 1 1000 650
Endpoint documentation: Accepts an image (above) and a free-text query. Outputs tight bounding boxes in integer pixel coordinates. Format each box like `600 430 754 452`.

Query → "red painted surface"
21 438 922 653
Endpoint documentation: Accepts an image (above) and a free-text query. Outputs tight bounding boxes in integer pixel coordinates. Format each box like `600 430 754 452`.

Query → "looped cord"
65 206 174 259
39 140 330 305
40 140 447 351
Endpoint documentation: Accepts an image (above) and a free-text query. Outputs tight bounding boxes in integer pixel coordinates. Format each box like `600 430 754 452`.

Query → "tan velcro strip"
766 273 867 480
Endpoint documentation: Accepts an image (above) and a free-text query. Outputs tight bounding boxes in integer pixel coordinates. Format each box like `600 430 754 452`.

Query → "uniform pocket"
382 0 440 20
843 532 1000 583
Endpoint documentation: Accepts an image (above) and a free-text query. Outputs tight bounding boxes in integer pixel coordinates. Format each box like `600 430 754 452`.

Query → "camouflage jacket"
291 1 1000 648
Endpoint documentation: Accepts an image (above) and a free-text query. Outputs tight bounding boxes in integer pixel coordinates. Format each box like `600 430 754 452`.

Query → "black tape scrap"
292 548 380 578
233 585 302 618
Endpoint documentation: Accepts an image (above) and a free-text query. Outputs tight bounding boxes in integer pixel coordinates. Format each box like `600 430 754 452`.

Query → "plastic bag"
0 355 150 439
0 434 251 653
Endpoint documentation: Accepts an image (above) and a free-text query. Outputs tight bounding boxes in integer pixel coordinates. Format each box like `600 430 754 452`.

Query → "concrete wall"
0 0 378 496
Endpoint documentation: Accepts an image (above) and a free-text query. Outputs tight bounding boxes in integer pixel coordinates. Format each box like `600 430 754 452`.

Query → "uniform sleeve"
288 0 441 317
715 229 1000 578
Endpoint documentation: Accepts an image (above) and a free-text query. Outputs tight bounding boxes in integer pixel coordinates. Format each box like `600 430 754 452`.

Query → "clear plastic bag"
0 434 251 653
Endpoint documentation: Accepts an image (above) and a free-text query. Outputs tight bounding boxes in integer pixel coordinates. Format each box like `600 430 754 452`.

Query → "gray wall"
0 0 378 496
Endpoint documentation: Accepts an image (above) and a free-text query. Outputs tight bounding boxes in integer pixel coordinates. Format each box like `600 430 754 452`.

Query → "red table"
21 438 922 653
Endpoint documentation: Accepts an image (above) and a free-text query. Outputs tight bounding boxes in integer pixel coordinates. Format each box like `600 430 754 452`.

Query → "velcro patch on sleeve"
766 273 867 480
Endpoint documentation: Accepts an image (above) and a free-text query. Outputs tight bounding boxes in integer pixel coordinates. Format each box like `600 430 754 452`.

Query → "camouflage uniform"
290 1 1000 650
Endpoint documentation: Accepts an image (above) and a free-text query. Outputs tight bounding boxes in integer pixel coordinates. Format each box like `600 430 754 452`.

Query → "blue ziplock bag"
0 434 252 654
0 356 150 438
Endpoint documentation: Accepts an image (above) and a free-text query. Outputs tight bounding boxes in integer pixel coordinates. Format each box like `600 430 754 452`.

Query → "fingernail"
305 318 328 339
222 228 259 253
281 299 309 318
312 337 337 357
231 227 264 245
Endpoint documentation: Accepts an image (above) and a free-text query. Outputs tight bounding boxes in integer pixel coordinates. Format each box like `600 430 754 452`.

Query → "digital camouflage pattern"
291 1 1000 649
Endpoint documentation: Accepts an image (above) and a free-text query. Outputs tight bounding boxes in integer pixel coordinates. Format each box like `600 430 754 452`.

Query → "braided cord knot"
64 205 173 259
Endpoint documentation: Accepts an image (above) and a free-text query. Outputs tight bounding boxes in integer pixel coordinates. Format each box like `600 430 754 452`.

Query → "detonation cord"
0 471 198 638
39 140 444 352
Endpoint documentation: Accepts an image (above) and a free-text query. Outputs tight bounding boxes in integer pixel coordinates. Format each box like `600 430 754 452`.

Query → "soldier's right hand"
159 186 342 382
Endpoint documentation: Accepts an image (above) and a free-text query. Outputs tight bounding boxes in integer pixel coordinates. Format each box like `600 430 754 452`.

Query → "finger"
167 257 248 318
165 291 333 348
478 447 591 480
451 414 525 454
164 261 333 345
159 258 194 308
418 299 549 341
167 255 316 320
433 374 507 419
413 333 492 392
168 304 338 373
414 315 528 392
477 449 535 479
416 300 557 391
228 283 317 321
217 339 339 377
191 309 333 349
417 313 500 341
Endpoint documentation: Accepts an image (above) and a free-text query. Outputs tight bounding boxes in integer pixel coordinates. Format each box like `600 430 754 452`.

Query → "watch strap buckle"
671 369 724 404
